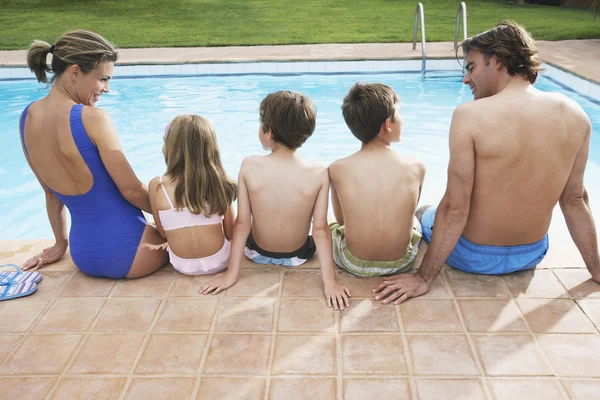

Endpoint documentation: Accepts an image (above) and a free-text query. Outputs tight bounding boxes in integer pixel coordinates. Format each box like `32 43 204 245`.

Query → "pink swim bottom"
167 240 231 275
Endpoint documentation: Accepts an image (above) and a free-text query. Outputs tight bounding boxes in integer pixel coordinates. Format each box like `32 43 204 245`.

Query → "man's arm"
559 122 600 283
374 106 475 304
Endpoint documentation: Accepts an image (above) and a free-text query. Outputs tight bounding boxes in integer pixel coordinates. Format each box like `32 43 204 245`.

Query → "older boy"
329 83 426 277
201 91 351 310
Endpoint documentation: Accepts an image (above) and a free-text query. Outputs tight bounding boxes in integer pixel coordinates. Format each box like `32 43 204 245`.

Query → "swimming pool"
1 63 599 240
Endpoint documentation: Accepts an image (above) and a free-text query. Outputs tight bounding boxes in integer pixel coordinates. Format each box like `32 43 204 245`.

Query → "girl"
149 115 237 275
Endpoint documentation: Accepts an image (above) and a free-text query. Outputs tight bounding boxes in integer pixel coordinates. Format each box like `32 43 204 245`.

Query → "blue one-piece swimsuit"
20 103 146 278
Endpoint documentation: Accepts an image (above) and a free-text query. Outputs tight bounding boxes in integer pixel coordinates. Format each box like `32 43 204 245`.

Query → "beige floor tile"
214 298 275 332
124 378 195 400
0 377 56 400
281 270 324 298
271 334 336 375
153 298 217 332
69 334 145 374
407 335 479 376
170 273 225 297
341 335 407 375
34 270 73 299
400 299 463 332
51 377 127 400
112 270 174 297
487 378 568 400
503 270 568 299
277 299 335 333
516 299 596 333
1 334 81 375
577 299 600 330
0 298 49 332
446 270 509 298
417 274 452 299
225 269 281 297
458 299 528 333
537 334 600 377
93 298 160 333
0 335 21 364
415 378 487 400
204 334 271 374
58 272 116 297
561 379 600 400
336 271 384 298
340 299 399 332
343 378 411 400
135 334 206 375
472 334 552 376
33 299 105 333
553 269 600 298
269 378 336 400
196 377 266 400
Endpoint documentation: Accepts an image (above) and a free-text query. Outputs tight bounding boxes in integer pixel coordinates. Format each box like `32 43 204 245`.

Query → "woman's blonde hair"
162 115 237 216
27 30 118 84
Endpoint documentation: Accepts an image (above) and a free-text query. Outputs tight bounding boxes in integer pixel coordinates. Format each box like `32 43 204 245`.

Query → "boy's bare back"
242 153 327 252
330 146 425 261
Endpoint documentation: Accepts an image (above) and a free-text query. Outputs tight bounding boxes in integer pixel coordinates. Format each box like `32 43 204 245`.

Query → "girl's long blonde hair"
162 114 237 216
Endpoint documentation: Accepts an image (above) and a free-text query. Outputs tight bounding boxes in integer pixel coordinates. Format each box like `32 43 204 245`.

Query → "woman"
20 30 168 278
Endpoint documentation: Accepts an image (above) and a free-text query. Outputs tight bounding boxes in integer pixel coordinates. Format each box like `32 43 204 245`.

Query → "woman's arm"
148 177 167 239
83 107 151 212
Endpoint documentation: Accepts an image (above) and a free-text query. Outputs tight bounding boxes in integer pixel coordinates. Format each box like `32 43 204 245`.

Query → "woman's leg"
126 224 169 279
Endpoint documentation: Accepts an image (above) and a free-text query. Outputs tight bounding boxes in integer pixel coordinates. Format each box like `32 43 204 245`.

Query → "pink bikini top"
157 176 224 231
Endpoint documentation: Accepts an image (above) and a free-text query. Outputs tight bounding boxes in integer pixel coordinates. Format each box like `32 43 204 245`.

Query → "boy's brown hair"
341 83 398 144
458 21 542 84
259 91 316 149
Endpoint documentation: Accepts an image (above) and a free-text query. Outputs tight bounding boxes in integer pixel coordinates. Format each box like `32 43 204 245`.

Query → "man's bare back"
330 145 425 260
463 85 589 245
243 152 327 251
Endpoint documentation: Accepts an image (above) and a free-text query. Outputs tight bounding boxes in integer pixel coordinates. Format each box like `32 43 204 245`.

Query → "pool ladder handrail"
412 2 426 74
412 2 468 75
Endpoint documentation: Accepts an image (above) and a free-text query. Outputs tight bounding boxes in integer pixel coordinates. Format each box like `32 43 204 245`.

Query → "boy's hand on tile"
324 281 351 311
372 273 429 305
199 271 237 295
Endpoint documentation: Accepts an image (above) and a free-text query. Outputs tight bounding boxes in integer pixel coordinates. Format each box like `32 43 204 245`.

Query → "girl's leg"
126 224 169 279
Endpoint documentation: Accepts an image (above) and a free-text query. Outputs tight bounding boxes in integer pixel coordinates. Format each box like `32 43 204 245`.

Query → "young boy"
329 83 425 277
200 91 351 310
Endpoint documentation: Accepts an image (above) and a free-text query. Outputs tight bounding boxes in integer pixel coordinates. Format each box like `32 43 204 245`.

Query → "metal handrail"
412 2 426 73
454 2 467 50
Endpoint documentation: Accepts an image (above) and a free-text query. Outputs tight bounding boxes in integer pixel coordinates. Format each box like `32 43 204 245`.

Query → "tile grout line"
188 281 222 400
117 273 177 400
395 303 416 399
450 288 495 400
263 269 285 400
44 273 115 400
336 294 343 400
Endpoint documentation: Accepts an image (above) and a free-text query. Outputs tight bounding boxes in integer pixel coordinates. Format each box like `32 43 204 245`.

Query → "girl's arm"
148 177 167 239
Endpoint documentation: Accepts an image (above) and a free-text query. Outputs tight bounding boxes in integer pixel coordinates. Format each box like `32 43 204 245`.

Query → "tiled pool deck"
1 41 600 399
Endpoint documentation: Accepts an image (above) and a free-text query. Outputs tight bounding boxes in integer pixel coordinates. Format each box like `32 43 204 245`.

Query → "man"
373 21 600 304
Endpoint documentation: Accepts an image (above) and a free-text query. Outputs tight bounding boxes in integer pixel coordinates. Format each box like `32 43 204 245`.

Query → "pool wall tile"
276 62 294 74
9 68 32 79
405 60 422 71
589 83 600 102
244 63 261 74
196 63 214 74
116 65 136 76
389 60 407 71
340 61 358 73
293 62 312 73
164 64 182 76
229 63 245 74
212 63 229 74
260 62 277 73
180 64 197 75
324 61 342 73
308 61 326 73
133 64 152 76
0 68 11 79
148 64 167 76
439 59 463 71
426 59 440 71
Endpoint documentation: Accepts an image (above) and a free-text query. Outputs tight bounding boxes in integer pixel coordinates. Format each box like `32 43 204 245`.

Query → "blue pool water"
1 70 599 239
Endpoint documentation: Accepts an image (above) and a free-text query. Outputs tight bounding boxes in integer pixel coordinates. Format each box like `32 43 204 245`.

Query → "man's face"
462 50 494 100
